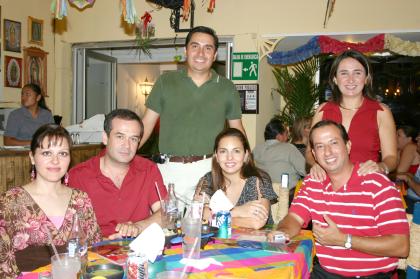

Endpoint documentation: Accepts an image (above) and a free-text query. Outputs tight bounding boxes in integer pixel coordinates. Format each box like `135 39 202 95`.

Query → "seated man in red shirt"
68 109 167 239
271 120 409 278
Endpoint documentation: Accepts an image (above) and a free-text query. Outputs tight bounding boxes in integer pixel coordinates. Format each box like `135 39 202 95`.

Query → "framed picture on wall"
28 16 43 46
4 19 21 52
4 55 22 88
235 84 259 114
23 47 48 96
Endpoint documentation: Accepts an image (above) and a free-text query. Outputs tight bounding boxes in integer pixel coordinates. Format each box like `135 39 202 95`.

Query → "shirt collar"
181 68 219 83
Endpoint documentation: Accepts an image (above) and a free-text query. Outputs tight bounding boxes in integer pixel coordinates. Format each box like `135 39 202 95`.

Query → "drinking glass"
51 253 81 279
181 217 201 259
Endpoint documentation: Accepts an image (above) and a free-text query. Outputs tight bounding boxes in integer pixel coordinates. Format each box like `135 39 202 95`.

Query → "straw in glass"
180 236 200 278
154 182 163 202
46 229 62 265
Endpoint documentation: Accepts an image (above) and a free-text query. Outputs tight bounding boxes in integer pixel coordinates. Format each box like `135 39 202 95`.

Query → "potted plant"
272 57 325 127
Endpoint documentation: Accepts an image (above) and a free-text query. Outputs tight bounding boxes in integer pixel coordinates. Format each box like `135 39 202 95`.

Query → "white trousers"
157 158 212 211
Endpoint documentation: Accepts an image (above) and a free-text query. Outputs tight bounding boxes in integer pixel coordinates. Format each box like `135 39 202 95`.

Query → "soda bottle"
67 213 87 278
165 183 179 231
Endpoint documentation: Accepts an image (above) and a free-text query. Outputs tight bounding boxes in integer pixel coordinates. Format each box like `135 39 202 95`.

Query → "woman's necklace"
339 98 364 111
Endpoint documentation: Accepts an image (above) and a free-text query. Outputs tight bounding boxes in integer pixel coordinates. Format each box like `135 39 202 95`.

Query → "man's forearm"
135 210 162 231
276 213 303 239
350 234 409 258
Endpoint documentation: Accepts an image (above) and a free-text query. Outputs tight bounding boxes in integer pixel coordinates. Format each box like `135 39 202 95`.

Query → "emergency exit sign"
232 52 259 80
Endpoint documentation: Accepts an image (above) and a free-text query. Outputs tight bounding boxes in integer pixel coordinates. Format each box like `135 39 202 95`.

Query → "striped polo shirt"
290 164 409 277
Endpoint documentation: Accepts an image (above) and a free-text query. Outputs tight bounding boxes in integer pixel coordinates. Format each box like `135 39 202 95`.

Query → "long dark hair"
398 125 418 143
23 83 50 111
328 50 376 103
211 128 264 192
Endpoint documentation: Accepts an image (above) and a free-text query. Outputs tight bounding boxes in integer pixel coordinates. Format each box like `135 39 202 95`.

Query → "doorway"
72 37 233 124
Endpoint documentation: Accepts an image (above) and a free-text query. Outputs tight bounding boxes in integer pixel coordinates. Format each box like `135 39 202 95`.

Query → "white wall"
116 63 175 117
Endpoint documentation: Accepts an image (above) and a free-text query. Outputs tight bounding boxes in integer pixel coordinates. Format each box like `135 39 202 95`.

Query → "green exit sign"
232 52 259 80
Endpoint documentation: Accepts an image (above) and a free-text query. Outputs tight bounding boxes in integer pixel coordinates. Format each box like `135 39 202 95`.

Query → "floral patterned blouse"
0 187 102 278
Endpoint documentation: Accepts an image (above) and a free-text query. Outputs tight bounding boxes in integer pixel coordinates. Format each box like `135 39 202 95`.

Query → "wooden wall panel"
0 144 103 193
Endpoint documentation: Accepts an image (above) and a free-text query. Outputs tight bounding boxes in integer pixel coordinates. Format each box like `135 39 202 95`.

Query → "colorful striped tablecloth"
25 230 314 279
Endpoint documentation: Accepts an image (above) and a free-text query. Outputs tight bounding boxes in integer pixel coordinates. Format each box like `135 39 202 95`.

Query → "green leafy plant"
135 29 155 58
272 57 324 127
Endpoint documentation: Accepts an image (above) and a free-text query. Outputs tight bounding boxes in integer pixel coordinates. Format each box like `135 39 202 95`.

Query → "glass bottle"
67 213 87 278
165 183 179 231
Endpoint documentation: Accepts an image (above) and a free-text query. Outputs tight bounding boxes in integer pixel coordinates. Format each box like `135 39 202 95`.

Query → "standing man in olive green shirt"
140 26 245 207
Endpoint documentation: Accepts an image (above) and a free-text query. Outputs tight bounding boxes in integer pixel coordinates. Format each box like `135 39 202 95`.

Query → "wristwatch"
344 234 352 249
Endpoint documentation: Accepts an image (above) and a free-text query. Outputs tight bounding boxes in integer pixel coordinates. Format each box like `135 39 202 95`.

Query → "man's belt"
168 154 213 163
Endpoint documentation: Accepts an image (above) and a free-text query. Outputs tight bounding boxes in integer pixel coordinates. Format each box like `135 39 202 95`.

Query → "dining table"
24 229 314 279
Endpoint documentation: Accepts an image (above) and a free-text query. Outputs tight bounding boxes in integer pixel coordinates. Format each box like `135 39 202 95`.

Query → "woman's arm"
397 143 417 173
377 104 398 173
231 198 270 229
3 136 31 146
0 197 19 278
397 172 420 196
80 194 102 244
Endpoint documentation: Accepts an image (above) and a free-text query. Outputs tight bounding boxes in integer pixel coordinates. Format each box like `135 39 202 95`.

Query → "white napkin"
129 223 165 263
66 114 105 132
209 189 234 213
180 258 223 270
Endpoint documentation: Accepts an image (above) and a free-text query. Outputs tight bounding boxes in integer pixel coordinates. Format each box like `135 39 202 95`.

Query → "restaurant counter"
0 143 103 193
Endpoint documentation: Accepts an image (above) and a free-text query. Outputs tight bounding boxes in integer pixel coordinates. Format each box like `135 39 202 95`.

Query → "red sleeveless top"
409 164 419 175
321 98 382 163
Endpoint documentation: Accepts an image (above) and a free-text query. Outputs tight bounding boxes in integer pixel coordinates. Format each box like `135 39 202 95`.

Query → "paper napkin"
209 189 234 213
129 223 165 263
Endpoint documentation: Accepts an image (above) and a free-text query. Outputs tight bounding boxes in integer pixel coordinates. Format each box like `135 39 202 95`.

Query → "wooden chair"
271 182 289 224
397 205 420 277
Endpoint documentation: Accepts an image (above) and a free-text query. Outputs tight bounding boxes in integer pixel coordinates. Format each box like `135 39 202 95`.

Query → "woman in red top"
309 50 397 180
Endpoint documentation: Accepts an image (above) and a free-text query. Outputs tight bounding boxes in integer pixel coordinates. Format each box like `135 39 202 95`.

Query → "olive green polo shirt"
146 69 242 156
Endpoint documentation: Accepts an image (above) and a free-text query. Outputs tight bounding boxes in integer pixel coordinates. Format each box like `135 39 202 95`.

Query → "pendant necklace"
339 98 364 111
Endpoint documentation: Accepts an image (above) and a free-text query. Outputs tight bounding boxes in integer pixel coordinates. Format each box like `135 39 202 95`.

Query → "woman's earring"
31 164 36 181
64 172 69 186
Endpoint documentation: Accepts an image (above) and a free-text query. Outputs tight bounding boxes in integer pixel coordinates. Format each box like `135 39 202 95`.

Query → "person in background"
0 124 101 278
309 50 397 181
253 118 306 203
396 125 419 174
4 84 54 146
271 120 409 278
68 109 167 239
291 116 312 157
397 131 420 213
194 128 277 229
140 26 244 208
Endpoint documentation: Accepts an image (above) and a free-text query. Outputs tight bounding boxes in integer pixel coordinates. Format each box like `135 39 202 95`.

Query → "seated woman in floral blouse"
194 128 277 229
0 124 102 278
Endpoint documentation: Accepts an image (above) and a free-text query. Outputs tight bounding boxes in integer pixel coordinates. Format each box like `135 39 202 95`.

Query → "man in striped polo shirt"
272 120 409 278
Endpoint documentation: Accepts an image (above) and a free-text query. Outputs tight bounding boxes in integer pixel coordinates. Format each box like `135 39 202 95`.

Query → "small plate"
86 263 124 279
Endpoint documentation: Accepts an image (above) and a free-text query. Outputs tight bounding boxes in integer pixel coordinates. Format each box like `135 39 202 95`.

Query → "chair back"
270 182 289 224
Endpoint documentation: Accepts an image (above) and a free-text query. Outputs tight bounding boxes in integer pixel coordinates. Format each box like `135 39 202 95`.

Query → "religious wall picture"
23 47 48 96
4 19 21 52
4 56 22 88
28 16 43 46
